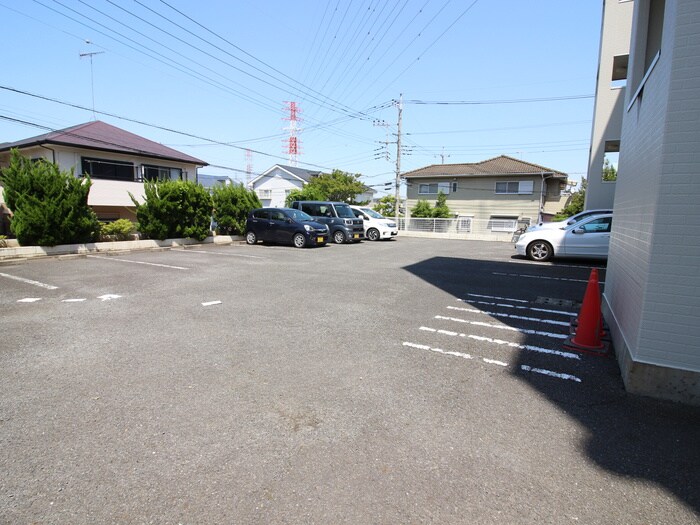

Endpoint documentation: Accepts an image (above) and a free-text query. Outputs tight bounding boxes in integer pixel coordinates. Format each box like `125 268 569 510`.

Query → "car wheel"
367 228 380 241
527 240 553 261
333 230 346 244
293 233 306 248
245 231 257 245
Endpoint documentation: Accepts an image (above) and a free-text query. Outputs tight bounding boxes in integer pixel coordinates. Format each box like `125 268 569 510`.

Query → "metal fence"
398 217 527 242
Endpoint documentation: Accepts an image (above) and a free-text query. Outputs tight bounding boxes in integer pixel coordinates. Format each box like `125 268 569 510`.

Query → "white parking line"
465 293 528 303
87 255 188 270
403 342 508 367
419 326 579 360
492 272 600 284
458 298 574 317
202 300 222 306
446 305 570 327
176 249 266 260
17 297 42 303
0 272 58 290
62 298 87 303
435 315 568 340
521 365 582 383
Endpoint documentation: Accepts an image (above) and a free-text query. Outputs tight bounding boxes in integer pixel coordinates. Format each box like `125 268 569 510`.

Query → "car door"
562 216 612 257
268 209 294 244
250 209 271 240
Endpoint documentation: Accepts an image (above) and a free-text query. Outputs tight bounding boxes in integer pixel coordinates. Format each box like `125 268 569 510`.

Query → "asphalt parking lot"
1 237 698 524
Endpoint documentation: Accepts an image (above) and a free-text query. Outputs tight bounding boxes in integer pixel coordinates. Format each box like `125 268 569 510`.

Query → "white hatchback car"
350 206 399 241
515 214 612 261
526 209 613 233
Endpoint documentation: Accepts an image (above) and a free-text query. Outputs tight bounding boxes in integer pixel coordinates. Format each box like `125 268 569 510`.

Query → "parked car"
515 214 613 261
290 201 364 244
245 208 328 248
527 209 613 232
350 205 398 241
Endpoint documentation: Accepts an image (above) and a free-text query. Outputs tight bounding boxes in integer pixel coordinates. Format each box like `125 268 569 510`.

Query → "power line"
0 89 334 171
405 94 594 105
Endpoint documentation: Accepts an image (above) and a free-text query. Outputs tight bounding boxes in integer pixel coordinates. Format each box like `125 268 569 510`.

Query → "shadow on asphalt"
403 255 700 514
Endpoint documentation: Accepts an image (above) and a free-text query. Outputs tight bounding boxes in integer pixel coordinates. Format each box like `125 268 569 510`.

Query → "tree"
432 191 452 218
411 199 433 218
602 158 618 181
131 180 212 241
285 185 326 207
373 195 398 217
0 149 100 246
554 178 587 220
212 183 261 235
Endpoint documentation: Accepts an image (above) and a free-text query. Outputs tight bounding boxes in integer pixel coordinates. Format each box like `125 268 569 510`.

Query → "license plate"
353 234 359 239
317 237 325 243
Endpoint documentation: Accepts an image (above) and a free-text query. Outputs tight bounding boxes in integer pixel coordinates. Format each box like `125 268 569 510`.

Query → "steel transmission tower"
283 102 302 167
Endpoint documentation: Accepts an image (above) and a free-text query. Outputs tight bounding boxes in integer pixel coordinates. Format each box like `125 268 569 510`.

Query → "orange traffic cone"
564 268 609 355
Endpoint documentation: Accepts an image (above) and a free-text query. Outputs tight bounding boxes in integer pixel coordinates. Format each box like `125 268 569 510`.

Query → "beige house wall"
405 175 564 223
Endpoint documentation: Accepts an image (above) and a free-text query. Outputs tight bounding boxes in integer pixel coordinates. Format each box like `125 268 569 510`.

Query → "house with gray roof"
249 164 375 207
0 120 207 223
403 155 569 231
248 165 323 207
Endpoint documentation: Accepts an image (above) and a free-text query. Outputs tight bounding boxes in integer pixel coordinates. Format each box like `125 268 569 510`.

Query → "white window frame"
418 182 451 195
257 189 272 199
494 181 533 195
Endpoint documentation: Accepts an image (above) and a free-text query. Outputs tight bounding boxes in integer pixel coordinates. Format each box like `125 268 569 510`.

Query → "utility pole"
394 93 403 226
435 147 450 164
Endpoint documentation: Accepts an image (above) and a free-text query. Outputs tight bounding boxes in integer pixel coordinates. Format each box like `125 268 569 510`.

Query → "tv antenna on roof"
79 40 104 120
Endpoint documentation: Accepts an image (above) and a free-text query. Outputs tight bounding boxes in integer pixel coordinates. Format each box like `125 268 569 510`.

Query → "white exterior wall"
586 0 634 210
251 167 305 207
604 0 700 402
0 145 200 212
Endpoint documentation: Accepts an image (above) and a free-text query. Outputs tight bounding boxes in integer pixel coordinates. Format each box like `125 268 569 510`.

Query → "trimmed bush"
432 191 452 218
99 219 136 241
211 183 261 235
131 180 212 241
410 199 433 218
0 149 100 246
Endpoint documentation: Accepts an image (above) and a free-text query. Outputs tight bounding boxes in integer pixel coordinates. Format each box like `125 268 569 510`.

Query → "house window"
82 157 135 182
142 165 182 182
258 189 272 199
488 216 518 232
494 181 533 195
611 54 629 88
419 182 451 194
457 216 472 233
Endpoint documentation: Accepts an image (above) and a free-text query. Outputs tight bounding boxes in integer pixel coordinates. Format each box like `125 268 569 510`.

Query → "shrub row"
1 150 261 246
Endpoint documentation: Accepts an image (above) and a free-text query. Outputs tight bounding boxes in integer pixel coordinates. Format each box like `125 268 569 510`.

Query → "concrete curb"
0 235 245 263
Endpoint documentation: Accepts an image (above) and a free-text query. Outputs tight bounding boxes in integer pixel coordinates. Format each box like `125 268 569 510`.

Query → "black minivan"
290 201 364 244
245 208 329 248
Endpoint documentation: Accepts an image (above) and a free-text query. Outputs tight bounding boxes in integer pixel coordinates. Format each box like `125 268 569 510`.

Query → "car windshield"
287 209 314 222
334 204 356 218
360 208 384 219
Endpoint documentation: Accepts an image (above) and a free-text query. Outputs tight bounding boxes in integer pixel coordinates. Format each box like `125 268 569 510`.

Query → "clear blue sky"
0 0 602 193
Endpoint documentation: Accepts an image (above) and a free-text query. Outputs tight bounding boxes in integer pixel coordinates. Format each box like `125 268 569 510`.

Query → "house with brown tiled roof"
403 155 569 231
0 121 207 223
